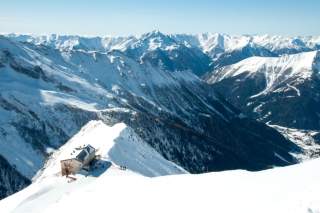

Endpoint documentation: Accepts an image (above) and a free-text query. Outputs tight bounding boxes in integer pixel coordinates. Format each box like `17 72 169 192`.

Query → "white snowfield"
196 33 320 54
207 51 320 98
208 50 320 83
0 120 186 212
0 120 320 213
5 32 320 55
37 120 187 180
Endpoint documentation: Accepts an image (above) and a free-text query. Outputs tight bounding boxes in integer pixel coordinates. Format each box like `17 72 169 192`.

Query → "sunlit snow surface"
0 120 186 212
37 120 186 180
1 154 320 213
207 51 318 85
6 33 320 55
0 120 319 213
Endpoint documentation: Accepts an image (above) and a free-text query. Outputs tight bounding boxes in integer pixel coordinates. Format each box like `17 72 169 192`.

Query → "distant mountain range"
1 31 320 199
6 31 320 69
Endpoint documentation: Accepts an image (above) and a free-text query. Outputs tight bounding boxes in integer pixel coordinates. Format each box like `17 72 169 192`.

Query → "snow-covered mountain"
2 31 320 200
6 32 320 74
0 34 303 199
0 119 186 213
173 33 320 68
196 34 320 55
37 120 187 181
5 31 213 76
5 33 137 52
123 31 213 76
206 51 320 131
1 131 319 213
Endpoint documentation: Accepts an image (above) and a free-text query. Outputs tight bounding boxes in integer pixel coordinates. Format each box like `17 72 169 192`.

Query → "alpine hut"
60 144 96 176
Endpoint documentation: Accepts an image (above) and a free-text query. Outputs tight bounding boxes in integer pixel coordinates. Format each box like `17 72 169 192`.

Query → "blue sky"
0 0 319 36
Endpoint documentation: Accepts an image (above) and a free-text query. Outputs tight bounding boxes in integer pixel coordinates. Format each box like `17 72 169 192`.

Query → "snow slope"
207 51 320 97
8 32 320 74
4 33 136 52
1 152 320 212
0 120 186 212
0 34 299 181
174 33 320 56
206 50 320 130
0 33 315 199
37 120 187 180
0 34 195 179
7 33 320 56
207 51 319 85
173 33 320 68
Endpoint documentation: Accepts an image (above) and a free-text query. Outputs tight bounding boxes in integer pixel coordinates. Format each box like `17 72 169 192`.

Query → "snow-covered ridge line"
207 50 319 84
205 48 320 131
173 33 320 53
4 32 320 53
2 33 137 52
1 154 320 213
36 120 186 182
0 120 186 212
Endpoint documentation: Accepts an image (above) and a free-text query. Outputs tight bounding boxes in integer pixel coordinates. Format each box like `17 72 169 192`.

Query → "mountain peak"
140 30 176 43
131 30 177 51
142 30 166 38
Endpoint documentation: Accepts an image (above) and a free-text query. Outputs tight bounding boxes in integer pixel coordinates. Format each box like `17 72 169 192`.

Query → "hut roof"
71 145 96 163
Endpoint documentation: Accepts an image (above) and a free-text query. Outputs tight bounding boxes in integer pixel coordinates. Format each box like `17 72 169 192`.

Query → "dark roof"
75 145 96 163
76 150 88 163
85 145 95 154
